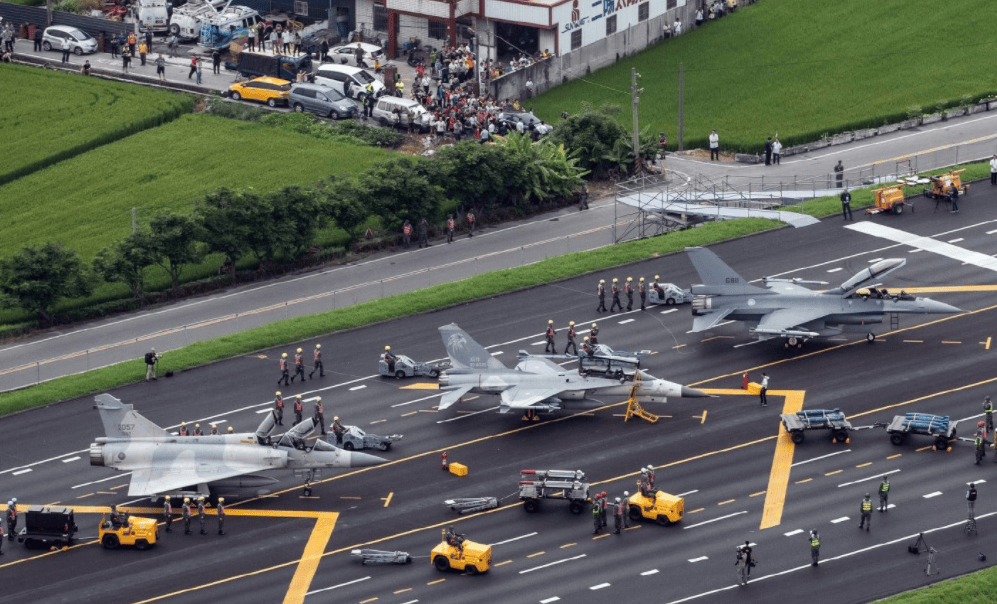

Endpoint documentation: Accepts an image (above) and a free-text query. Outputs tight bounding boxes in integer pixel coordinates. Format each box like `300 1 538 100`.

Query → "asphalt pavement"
2 189 997 604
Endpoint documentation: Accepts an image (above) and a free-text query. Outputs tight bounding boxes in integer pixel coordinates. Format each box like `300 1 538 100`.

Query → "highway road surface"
2 188 997 604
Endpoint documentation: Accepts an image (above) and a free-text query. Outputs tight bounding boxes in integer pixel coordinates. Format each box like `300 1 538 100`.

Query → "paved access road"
2 187 996 604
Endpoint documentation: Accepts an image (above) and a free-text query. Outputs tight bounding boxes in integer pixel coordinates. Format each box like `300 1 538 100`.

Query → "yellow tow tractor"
431 528 491 574
99 515 159 550
628 490 684 526
866 184 909 216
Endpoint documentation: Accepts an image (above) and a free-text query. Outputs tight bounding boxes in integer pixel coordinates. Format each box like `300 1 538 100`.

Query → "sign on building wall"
554 0 679 54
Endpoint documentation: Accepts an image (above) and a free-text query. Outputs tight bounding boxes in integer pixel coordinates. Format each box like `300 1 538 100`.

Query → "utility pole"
677 62 684 152
631 67 642 166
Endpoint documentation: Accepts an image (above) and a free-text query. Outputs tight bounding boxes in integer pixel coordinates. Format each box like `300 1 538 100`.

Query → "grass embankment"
531 0 997 153
0 112 396 325
876 566 997 604
0 217 780 414
0 64 193 185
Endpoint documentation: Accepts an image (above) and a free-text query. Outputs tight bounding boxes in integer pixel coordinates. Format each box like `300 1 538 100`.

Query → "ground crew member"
545 320 556 353
651 275 660 296
402 220 412 248
362 92 373 118
217 498 226 535
984 396 993 434
599 491 608 528
590 323 599 345
418 217 429 248
383 346 397 374
294 395 303 424
625 277 634 311
859 493 872 531
292 348 307 383
6 501 16 540
564 321 578 355
109 504 123 528
638 277 647 310
314 398 326 435
610 278 623 312
975 431 985 465
210 424 218 435
332 416 345 445
621 491 630 529
759 373 769 406
597 279 606 312
592 499 602 534
0 522 4 554
967 483 978 517
179 422 189 436
274 392 284 426
466 210 475 237
182 498 192 535
809 529 820 566
878 476 890 512
278 352 290 386
309 344 324 379
647 465 656 490
144 348 158 381
613 497 624 534
197 497 207 535
447 215 455 243
581 337 593 358
163 495 173 533
193 423 202 436
228 426 234 434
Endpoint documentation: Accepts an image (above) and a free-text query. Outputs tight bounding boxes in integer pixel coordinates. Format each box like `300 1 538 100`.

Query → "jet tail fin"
439 323 506 371
94 394 170 439
686 247 770 296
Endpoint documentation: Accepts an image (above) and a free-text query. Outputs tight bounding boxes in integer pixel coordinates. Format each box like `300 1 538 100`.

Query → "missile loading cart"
519 469 590 514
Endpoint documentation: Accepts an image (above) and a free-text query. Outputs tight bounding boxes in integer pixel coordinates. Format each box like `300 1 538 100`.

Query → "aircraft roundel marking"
747 299 756 306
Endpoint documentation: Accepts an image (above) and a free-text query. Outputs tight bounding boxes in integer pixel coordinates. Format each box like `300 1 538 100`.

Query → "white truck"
168 0 229 40
130 0 170 33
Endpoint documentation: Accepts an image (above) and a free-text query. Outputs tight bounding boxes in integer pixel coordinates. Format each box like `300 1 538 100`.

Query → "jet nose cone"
347 450 388 467
921 299 961 314
680 386 713 398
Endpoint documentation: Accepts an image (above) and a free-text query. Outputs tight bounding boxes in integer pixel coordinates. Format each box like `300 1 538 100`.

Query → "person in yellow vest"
878 476 890 512
858 493 872 531
809 529 820 566
138 41 147 66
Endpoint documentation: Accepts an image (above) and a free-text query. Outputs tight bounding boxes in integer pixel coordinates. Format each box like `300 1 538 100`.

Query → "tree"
359 157 443 232
323 180 370 245
198 188 253 281
269 185 325 258
434 142 518 214
93 232 157 302
497 132 588 202
545 110 630 176
0 242 92 323
148 212 204 291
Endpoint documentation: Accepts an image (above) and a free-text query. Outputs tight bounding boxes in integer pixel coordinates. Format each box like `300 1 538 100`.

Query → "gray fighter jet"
437 324 710 414
89 394 385 500
685 247 961 348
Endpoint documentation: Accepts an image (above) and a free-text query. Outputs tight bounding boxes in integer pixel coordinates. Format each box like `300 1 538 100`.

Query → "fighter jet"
685 247 961 348
437 324 710 414
89 394 385 500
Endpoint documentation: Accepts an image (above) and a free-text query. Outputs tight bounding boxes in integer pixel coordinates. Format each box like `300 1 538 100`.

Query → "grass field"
531 0 997 153
0 64 193 184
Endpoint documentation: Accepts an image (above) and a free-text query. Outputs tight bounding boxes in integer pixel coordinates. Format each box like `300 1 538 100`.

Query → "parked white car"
328 42 384 66
42 25 97 55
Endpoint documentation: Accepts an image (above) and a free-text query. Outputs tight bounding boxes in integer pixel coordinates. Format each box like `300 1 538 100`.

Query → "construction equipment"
780 409 853 444
627 490 684 526
379 354 449 379
624 372 660 423
351 549 413 565
886 413 958 450
99 515 159 550
923 169 969 201
518 469 590 514
17 506 78 549
431 530 491 574
866 184 911 215
444 497 499 515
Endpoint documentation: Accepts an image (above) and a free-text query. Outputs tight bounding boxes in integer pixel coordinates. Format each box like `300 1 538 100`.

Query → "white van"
371 97 432 132
132 0 169 33
169 0 228 40
314 64 385 100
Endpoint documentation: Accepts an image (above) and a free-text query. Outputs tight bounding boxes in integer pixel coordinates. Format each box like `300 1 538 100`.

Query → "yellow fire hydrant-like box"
746 382 762 395
449 462 468 477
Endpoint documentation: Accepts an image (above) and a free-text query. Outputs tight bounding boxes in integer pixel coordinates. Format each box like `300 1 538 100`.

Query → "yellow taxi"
229 76 292 107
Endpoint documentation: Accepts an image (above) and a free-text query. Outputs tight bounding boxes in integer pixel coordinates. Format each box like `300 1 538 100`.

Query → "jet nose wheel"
866 332 876 343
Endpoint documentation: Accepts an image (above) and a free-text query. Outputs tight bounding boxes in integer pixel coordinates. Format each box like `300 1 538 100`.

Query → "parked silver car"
42 25 97 55
289 83 358 120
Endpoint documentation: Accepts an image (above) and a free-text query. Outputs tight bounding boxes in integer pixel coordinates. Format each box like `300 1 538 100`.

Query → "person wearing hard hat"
163 495 173 533
182 498 192 535
291 347 307 383
179 421 189 437
227 426 234 434
564 321 578 355
544 319 556 353
651 275 660 296
193 423 202 436
210 424 218 435
332 416 345 446
581 336 594 358
638 277 647 310
625 277 634 311
613 496 624 534
273 392 284 426
197 496 207 535
314 397 326 435
621 491 630 529
383 346 397 374
596 279 606 312
309 344 324 379
293 395 303 425
590 323 599 345
610 278 622 312
217 497 226 535
278 352 290 386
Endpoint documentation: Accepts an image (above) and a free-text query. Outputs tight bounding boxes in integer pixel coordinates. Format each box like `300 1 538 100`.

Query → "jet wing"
500 386 566 409
439 385 475 410
126 458 282 497
752 307 828 335
515 356 566 375
690 307 734 332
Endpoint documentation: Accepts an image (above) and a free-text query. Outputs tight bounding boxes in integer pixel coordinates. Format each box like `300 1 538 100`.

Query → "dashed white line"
987 229 997 235
969 479 987 485
837 469 901 488
13 469 32 476
305 576 370 596
619 319 635 324
784 529 804 537
532 341 546 346
211 420 227 425
391 393 442 408
826 268 843 273
688 556 708 563
660 309 678 315
62 456 81 463
677 490 699 497
349 385 367 391
867 258 883 263
682 511 747 529
923 491 943 499
256 409 271 414
590 583 611 590
948 238 965 243
72 473 132 489
490 532 538 546
831 516 850 524
437 406 499 423
640 569 659 576
0 449 89 475
492 351 504 356
908 249 923 253
792 449 851 467
519 554 587 574
540 598 561 604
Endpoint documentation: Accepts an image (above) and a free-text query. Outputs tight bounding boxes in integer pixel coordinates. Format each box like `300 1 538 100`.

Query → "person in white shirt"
695 8 703 27
759 373 769 406
772 138 783 165
990 154 997 185
674 19 682 35
709 129 719 161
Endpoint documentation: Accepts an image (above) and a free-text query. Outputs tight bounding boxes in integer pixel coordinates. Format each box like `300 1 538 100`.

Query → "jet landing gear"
784 336 805 350
866 332 876 343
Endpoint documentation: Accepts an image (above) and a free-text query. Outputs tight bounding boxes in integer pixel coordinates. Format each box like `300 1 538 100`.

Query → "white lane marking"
489 532 538 546
256 409 270 414
830 517 850 524
660 309 678 315
969 479 987 485
886 504 896 510
677 490 699 497
845 222 997 272
519 554 587 575
73 473 132 489
210 420 227 425
837 469 901 488
1 449 88 475
437 406 499 423
119 497 149 506
349 385 367 391
540 598 560 604
826 268 843 273
987 229 997 235
640 569 659 576
62 456 81 463
400 601 419 604
908 249 923 253
492 351 504 356
305 576 370 596
923 491 943 499
590 583 611 590
619 319 635 324
867 258 883 263
948 238 965 243
682 511 747 529
792 449 851 467
784 529 803 537
392 393 443 408
659 509 997 604
13 469 32 476
532 341 546 346
688 556 708 563
686 320 734 334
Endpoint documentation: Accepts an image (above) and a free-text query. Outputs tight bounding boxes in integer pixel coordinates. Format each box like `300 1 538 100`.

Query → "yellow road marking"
394 588 412 594
942 341 962 344
401 383 439 390
359 598 377 604
418 409 438 413
673 344 686 349
794 478 812 484
340 496 361 500
281 514 337 604
760 390 805 530
887 454 902 460
825 470 843 476
560 543 576 549
383 492 393 508
856 462 872 468
44 501 60 506
849 374 997 420
370 419 386 424
749 491 766 498
718 499 735 505
701 336 734 343
494 560 513 567
427 579 446 585
916 446 932 452
111 484 128 490
904 340 923 343
77 493 94 499
527 551 545 558
624 525 640 531
593 534 610 540
97 491 117 495
890 285 997 293
985 337 992 350
688 507 705 514
401 411 417 417
693 410 707 424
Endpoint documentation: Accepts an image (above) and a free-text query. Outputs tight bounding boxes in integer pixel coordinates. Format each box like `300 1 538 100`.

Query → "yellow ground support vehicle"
628 490 684 526
99 516 159 550
431 533 491 574
923 169 969 201
867 184 908 215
